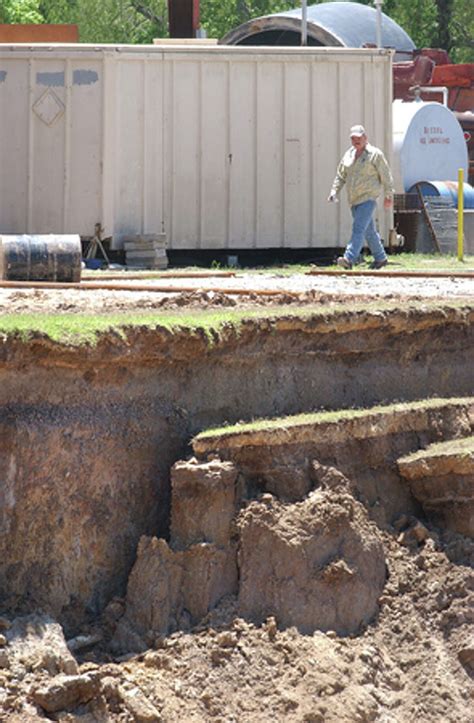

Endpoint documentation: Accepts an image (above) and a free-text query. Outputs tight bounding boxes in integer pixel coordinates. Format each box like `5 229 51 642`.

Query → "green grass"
249 253 474 273
0 298 471 345
265 253 474 275
376 253 474 272
195 397 474 442
0 313 130 345
0 307 310 345
400 434 474 463
0 310 251 345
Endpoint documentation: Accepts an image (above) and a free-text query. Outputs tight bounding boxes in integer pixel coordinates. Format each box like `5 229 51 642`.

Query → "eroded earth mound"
237 490 386 636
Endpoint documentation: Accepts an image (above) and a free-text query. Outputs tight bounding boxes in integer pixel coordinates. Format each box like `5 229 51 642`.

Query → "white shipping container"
0 45 393 249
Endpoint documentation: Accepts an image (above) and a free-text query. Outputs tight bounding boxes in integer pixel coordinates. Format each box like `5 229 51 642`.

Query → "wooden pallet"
122 233 168 270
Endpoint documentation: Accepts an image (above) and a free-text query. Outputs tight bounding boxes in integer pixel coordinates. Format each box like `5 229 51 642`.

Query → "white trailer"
0 44 393 249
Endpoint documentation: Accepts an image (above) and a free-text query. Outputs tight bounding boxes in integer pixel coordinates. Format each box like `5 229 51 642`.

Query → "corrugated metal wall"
0 46 393 249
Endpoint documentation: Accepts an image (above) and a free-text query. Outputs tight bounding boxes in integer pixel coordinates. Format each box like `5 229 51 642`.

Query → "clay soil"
0 269 473 722
73 528 474 723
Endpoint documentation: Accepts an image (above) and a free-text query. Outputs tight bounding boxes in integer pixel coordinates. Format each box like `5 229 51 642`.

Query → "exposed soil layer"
108 398 473 656
193 399 474 525
1 307 473 628
0 299 473 722
399 435 474 537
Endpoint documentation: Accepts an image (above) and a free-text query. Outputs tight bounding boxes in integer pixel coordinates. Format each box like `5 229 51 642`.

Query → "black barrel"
0 235 82 282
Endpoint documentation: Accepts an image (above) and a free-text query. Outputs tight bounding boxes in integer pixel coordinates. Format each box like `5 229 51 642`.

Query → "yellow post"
458 168 464 262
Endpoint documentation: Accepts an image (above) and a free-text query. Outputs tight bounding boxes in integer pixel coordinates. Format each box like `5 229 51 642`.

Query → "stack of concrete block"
123 233 167 270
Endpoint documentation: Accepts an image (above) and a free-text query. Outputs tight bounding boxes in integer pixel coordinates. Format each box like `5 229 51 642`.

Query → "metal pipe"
0 269 473 296
374 0 383 48
301 0 307 46
0 280 300 296
82 271 238 280
306 269 474 279
418 85 449 107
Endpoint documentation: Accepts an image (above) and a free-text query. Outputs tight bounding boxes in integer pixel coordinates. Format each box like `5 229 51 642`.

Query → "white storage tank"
392 99 469 193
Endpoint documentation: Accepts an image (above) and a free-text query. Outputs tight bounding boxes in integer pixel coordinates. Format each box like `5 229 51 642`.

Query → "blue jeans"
344 199 387 264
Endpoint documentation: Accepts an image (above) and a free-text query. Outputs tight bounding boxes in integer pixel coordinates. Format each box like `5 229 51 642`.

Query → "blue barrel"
0 234 82 282
409 181 474 209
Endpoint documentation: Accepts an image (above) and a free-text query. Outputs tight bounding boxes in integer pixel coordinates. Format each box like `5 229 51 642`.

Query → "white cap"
350 124 366 137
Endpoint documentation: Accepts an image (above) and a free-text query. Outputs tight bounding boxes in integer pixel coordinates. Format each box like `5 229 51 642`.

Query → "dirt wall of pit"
0 306 473 631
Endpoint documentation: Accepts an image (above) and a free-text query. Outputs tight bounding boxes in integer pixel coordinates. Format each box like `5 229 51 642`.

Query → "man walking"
328 125 394 269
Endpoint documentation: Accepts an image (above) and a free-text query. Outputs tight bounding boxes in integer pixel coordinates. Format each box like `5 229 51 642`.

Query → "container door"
106 52 166 248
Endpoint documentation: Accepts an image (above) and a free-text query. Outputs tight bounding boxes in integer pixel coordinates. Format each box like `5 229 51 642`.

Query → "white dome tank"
392 99 468 193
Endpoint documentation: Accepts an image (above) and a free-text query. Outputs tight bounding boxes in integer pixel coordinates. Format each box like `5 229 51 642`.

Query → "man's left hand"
384 197 393 209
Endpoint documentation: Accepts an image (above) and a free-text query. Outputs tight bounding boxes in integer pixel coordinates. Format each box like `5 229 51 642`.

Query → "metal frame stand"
85 223 110 266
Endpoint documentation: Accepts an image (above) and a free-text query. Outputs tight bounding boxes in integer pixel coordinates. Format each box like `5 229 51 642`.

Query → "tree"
379 0 473 59
448 0 474 62
0 0 44 23
384 0 438 50
200 0 296 40
435 0 453 52
38 0 168 43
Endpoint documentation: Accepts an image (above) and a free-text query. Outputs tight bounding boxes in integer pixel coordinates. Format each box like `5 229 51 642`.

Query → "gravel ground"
1 270 473 315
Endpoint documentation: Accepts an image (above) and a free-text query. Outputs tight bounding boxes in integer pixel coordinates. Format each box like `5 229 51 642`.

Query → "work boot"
369 258 388 269
336 256 352 270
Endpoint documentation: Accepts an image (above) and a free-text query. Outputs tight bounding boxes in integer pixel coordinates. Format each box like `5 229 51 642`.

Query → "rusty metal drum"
0 234 82 282
410 181 474 209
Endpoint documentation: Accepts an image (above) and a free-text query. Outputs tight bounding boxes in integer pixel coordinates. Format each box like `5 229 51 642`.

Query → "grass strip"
195 397 474 442
237 253 474 275
399 435 474 462
0 298 471 345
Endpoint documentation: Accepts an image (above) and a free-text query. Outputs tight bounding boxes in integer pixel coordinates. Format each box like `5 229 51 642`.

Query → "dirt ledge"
0 303 472 369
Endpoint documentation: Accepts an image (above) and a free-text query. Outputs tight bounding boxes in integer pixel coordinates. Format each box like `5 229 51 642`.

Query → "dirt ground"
98 526 474 723
1 510 473 722
0 268 473 315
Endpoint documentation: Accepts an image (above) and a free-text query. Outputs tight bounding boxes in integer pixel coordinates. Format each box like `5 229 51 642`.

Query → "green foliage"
448 0 474 62
37 0 168 43
384 0 473 57
68 0 163 44
1 0 44 23
200 0 296 40
384 0 438 49
38 0 76 24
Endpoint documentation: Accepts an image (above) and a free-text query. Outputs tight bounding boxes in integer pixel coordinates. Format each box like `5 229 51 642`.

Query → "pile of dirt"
112 467 385 648
1 524 473 722
0 287 349 315
237 489 386 636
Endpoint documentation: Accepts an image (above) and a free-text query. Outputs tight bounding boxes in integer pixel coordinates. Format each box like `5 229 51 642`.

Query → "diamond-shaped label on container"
33 88 65 126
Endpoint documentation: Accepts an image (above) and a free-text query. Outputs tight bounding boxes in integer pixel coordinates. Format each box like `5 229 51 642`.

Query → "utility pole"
374 0 383 48
301 0 307 46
